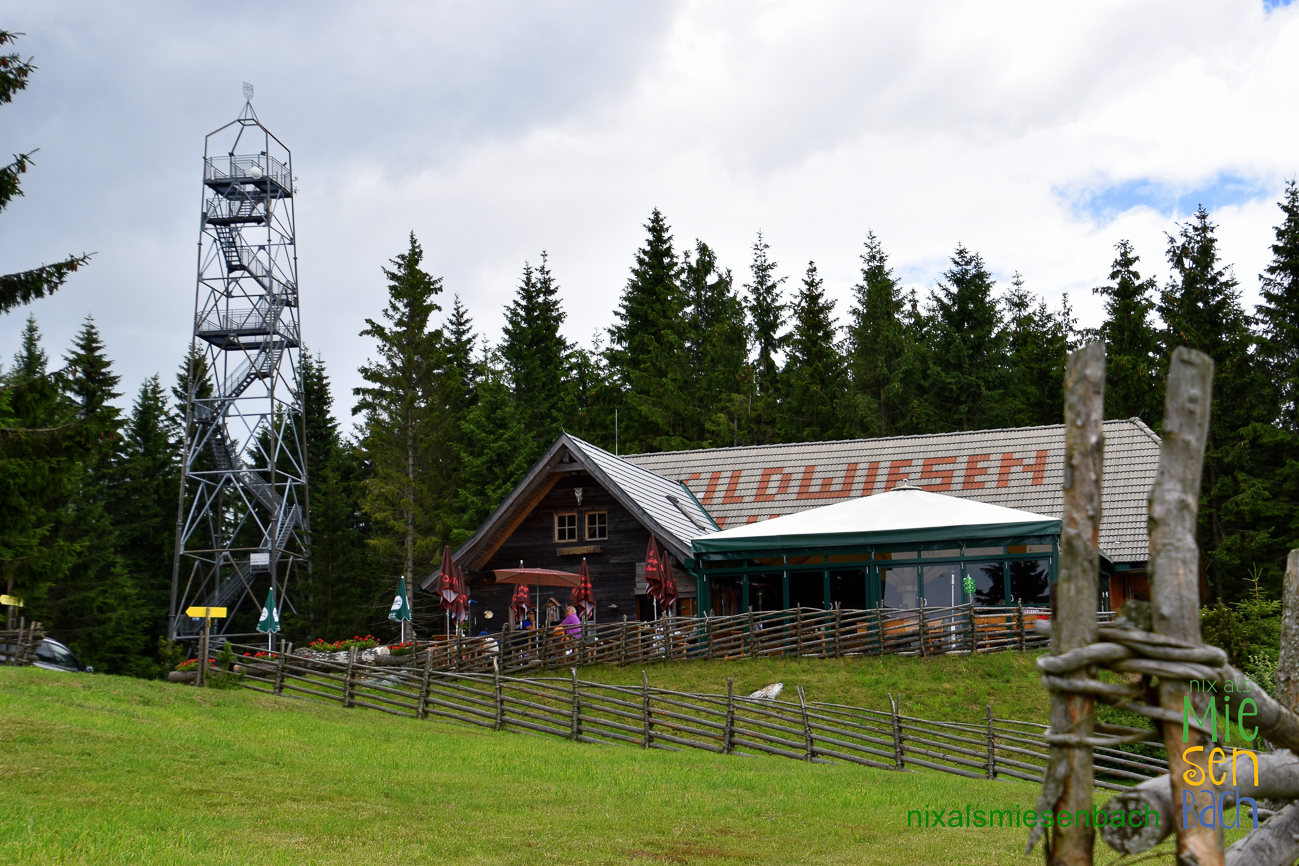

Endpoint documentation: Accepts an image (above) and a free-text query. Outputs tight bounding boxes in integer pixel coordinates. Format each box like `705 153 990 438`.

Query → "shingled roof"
453 433 718 568
624 419 1161 564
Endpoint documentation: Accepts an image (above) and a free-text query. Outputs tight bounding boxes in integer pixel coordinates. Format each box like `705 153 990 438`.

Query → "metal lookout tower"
169 86 308 644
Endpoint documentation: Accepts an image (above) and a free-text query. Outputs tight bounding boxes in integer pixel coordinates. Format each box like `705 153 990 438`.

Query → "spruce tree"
923 245 1010 431
0 317 78 627
501 253 570 457
112 375 180 666
606 209 690 452
297 351 383 640
451 354 534 548
1003 274 1074 427
1258 181 1299 428
847 232 918 437
682 240 749 447
0 31 91 313
44 318 146 674
779 262 849 441
743 231 787 444
1159 206 1271 602
354 232 446 597
1092 240 1161 422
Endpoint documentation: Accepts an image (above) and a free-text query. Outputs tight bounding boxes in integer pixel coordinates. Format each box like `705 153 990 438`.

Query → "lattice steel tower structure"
170 91 308 643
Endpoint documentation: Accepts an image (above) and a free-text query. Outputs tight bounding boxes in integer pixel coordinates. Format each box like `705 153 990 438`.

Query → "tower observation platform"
170 94 309 645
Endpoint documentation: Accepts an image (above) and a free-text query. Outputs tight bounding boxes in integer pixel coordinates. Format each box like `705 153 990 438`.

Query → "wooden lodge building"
450 420 1161 631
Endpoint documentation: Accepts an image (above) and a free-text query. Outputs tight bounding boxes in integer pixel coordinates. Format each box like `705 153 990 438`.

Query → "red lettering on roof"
996 451 1047 487
883 459 914 491
681 472 701 490
714 517 727 529
919 456 958 492
753 467 795 502
721 470 745 504
700 471 723 504
859 461 882 495
795 463 860 500
1024 450 1048 485
962 454 992 489
745 514 763 524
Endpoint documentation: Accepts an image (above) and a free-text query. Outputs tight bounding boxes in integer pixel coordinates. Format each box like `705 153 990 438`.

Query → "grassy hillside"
565 650 1052 724
1 666 1071 865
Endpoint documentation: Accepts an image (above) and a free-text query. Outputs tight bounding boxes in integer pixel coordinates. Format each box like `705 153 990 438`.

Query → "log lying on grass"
1100 749 1299 854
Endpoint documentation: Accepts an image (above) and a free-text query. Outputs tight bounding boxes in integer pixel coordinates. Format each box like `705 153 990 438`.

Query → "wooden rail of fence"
229 640 1160 791
397 604 1117 675
0 622 44 666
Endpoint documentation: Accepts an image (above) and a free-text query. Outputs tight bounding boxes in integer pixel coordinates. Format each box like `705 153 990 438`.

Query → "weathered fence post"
418 647 432 720
984 704 996 780
641 669 652 749
874 604 884 656
1148 347 1222 865
748 609 758 659
797 685 814 762
570 667 582 742
707 615 716 660
454 631 463 671
273 641 287 696
1279 550 1299 712
832 603 843 659
723 676 735 755
619 615 628 666
966 602 977 654
888 692 905 769
795 607 805 655
1038 340 1105 864
493 657 505 731
343 646 357 708
916 604 928 657
1015 601 1025 651
541 622 551 671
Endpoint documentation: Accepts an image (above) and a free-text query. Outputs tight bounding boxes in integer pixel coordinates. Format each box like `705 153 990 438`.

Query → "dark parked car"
34 638 92 673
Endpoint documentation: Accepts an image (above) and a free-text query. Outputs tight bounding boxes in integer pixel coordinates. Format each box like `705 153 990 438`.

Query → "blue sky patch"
1065 173 1274 222
1264 0 1294 10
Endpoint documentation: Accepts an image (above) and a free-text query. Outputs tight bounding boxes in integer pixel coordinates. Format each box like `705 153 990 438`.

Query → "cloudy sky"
2 1 1297 430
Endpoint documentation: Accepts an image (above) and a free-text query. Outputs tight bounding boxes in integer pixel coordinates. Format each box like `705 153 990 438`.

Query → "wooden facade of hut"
449 434 717 630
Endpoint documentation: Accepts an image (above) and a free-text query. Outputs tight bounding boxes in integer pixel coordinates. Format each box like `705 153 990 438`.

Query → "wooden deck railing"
388 604 1115 675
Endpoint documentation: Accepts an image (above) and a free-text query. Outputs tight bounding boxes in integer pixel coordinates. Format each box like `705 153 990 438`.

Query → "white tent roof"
691 484 1060 555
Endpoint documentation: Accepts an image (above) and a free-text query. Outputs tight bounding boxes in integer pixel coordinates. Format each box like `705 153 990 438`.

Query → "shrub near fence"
230 641 1163 792
402 604 1116 676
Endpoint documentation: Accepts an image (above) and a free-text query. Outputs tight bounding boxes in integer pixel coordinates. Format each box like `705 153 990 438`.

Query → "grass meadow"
1 664 1067 865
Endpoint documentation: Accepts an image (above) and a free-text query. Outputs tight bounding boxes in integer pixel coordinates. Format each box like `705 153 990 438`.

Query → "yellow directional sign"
185 606 227 618
0 595 22 607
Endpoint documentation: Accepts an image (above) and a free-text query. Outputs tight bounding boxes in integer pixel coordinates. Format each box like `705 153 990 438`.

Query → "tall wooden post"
797 685 814 762
1278 550 1299 711
888 692 905 770
1047 340 1105 865
723 676 735 754
641 669 652 749
985 704 997 780
1149 347 1222 865
418 648 432 720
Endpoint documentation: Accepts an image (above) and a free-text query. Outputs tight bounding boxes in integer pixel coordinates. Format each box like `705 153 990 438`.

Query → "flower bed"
388 641 415 657
307 635 379 653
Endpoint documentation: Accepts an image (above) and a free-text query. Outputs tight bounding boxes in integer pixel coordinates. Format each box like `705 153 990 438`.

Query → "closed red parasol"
510 584 531 623
570 558 596 621
644 536 678 617
451 560 470 625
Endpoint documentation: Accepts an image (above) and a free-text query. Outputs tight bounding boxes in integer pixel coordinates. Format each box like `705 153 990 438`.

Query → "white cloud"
1 0 1297 429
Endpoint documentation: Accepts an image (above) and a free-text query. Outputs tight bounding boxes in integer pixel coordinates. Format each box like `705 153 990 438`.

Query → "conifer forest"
5 33 1299 678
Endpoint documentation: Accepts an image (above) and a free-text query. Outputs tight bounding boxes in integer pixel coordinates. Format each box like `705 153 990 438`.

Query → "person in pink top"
560 604 582 639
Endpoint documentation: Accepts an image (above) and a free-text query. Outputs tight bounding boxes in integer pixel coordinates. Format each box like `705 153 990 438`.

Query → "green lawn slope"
567 650 1052 724
1 666 1066 865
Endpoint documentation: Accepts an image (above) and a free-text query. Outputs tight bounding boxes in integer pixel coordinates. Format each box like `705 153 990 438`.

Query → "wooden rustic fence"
0 622 44 666
229 641 1163 791
392 604 1115 675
